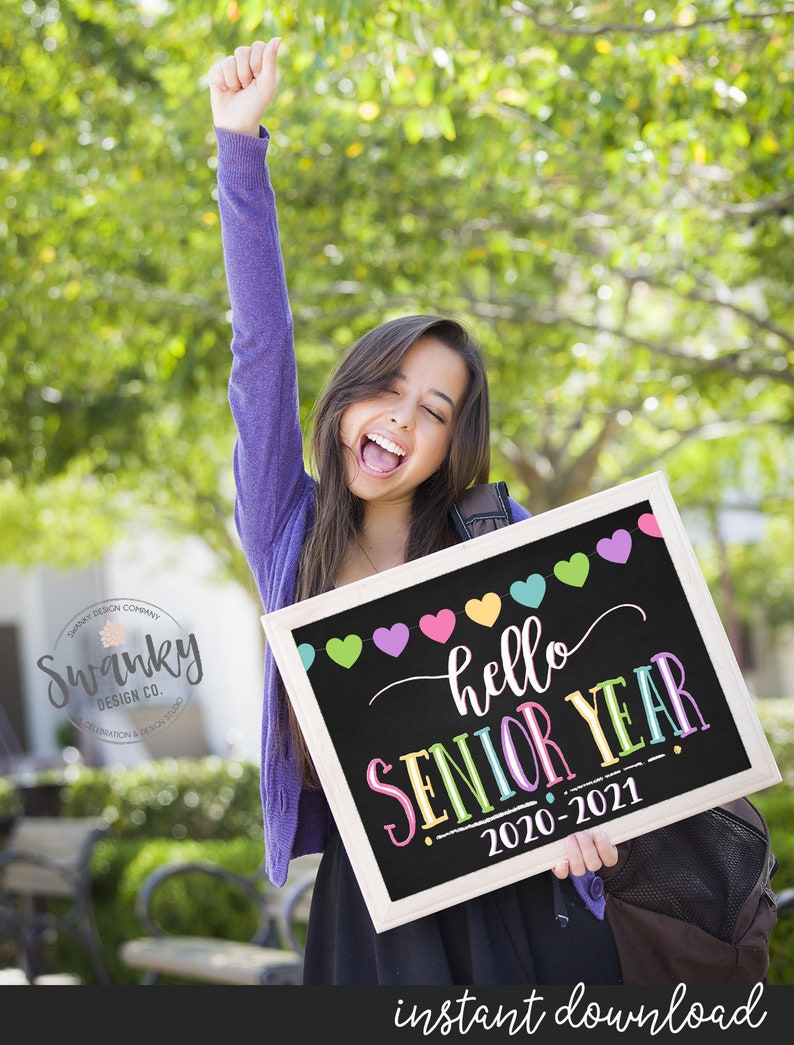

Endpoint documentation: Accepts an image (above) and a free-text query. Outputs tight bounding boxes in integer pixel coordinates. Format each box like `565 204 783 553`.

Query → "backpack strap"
450 481 514 541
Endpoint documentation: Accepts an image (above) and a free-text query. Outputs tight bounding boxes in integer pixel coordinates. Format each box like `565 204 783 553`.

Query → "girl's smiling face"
339 336 470 505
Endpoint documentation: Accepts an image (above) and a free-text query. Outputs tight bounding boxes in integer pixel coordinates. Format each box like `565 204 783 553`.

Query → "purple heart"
372 622 410 658
596 528 632 564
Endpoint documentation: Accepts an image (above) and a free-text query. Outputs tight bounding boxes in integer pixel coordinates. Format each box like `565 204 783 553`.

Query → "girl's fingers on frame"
577 831 603 871
566 833 586 873
561 829 618 875
593 829 619 867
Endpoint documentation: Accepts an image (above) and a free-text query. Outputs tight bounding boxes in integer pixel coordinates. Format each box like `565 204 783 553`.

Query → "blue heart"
509 574 547 609
297 643 316 671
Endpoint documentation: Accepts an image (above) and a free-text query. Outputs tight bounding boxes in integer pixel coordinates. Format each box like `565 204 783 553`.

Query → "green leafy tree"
1 0 792 628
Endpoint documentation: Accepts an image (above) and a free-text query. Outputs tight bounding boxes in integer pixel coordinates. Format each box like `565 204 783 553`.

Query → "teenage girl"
209 37 621 984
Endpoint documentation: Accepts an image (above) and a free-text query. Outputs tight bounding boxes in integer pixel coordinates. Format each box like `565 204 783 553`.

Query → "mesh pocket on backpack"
605 807 768 943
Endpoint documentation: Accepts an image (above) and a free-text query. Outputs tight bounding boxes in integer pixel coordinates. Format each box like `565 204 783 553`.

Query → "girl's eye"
423 406 446 424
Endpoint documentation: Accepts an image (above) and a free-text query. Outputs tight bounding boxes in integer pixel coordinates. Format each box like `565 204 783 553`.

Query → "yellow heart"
464 592 502 628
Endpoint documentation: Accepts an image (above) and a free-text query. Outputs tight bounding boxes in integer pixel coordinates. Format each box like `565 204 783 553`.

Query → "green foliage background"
1 0 792 632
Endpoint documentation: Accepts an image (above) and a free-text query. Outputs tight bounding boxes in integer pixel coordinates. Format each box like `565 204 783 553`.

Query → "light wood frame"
262 472 780 932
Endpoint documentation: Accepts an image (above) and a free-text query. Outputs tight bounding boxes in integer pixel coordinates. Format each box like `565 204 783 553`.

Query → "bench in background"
0 815 110 985
119 852 320 985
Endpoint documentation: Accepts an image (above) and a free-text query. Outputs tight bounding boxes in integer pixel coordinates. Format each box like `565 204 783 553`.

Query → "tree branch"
465 296 794 382
510 2 794 36
616 271 794 350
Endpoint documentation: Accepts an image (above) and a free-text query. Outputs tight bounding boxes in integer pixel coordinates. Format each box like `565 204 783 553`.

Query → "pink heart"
372 622 410 658
419 609 456 644
596 528 632 564
638 513 663 538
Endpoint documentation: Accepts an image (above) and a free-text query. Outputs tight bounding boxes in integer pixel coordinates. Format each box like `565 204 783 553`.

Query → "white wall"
0 531 265 771
1 561 105 766
103 529 265 764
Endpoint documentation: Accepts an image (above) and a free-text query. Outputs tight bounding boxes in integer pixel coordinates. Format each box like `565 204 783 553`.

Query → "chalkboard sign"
262 472 780 932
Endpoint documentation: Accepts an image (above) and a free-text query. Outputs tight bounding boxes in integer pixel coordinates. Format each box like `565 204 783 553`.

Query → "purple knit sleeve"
215 127 312 586
571 870 606 919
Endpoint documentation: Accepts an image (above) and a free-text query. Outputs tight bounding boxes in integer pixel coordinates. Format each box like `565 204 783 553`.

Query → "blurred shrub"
23 834 266 985
0 776 21 820
60 756 263 840
752 699 794 987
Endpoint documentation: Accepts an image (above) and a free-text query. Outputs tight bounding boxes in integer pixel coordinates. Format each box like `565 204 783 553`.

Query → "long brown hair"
289 314 492 783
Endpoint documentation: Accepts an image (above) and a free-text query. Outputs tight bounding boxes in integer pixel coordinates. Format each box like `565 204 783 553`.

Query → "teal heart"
297 643 315 671
509 573 547 609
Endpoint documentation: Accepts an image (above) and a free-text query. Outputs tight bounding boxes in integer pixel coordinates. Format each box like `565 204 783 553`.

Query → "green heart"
325 634 363 669
553 552 590 588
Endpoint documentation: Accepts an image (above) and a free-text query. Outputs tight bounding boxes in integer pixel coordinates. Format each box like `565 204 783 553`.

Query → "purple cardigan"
214 127 603 918
216 127 329 886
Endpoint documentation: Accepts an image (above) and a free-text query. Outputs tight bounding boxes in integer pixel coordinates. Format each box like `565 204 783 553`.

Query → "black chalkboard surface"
262 472 780 932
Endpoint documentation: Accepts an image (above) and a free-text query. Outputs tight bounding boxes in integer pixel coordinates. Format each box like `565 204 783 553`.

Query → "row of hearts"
296 517 664 669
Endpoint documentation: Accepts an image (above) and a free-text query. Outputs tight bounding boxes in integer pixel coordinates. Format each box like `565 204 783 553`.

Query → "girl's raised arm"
211 37 312 576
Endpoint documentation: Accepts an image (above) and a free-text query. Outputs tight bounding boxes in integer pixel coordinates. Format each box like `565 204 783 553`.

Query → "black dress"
302 825 622 985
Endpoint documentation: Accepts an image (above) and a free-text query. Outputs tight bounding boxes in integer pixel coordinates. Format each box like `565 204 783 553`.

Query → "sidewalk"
0 966 81 985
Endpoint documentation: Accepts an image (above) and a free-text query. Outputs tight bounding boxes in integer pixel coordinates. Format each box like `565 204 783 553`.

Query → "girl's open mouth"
359 433 407 475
